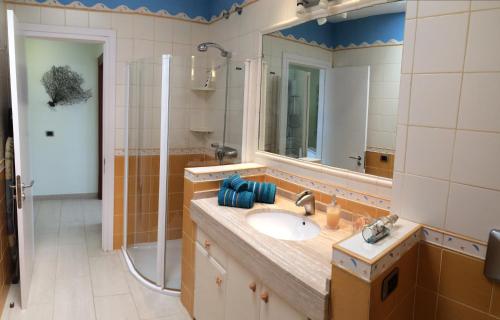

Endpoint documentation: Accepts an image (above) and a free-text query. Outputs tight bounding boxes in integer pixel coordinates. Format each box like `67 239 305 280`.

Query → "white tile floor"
2 199 190 320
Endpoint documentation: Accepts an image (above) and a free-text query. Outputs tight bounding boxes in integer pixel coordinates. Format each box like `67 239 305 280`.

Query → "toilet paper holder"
484 229 500 282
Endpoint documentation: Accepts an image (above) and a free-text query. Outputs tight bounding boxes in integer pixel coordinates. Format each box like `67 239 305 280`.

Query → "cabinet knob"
248 282 257 292
215 276 223 288
204 240 211 249
260 291 269 303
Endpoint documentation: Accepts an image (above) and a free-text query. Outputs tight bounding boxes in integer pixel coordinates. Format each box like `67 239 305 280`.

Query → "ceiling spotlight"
317 17 327 25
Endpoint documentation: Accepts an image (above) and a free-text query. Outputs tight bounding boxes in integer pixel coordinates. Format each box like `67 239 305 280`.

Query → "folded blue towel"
221 175 276 205
221 174 248 192
218 187 255 209
247 181 276 204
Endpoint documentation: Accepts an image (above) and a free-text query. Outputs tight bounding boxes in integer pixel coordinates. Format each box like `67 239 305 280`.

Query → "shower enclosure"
121 44 246 293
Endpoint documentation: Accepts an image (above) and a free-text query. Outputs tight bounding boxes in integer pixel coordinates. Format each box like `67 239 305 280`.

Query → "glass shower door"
123 55 178 291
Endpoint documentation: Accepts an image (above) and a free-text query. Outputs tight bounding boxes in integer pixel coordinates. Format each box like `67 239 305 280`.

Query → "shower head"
197 42 231 58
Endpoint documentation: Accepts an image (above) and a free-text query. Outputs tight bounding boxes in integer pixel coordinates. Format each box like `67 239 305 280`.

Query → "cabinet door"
259 286 308 320
225 257 260 320
194 243 227 320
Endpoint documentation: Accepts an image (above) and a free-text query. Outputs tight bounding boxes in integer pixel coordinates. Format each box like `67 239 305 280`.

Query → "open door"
322 66 370 172
7 10 35 308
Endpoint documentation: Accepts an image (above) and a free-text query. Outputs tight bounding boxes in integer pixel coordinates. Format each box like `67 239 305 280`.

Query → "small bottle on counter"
326 195 341 229
361 215 399 244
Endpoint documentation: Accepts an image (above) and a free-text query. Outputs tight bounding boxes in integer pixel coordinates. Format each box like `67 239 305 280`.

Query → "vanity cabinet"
194 242 227 320
194 228 308 320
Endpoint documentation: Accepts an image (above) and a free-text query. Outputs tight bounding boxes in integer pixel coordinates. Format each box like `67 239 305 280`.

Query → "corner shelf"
190 127 214 133
191 87 216 92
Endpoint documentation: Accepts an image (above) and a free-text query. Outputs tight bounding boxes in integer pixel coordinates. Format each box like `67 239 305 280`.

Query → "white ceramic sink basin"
246 209 321 241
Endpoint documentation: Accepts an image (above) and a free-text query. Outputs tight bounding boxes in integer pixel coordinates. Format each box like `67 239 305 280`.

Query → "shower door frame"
122 54 179 296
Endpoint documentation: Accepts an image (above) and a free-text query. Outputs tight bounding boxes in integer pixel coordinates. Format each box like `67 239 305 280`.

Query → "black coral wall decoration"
41 65 92 107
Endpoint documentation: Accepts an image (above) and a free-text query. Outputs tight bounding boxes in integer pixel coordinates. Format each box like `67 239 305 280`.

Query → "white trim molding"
20 23 117 252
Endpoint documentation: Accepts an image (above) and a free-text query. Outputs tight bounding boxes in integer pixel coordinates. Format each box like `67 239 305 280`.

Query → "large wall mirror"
259 1 406 179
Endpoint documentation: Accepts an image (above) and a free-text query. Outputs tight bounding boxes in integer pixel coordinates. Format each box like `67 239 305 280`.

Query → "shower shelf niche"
191 87 216 92
190 127 214 133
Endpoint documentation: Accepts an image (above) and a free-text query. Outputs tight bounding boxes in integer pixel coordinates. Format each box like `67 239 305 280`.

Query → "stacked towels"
218 175 276 209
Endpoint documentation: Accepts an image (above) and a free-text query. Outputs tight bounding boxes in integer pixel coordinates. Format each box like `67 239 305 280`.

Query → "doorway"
6 14 116 308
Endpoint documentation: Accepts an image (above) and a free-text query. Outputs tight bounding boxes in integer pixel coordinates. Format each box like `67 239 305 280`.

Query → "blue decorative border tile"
266 168 391 211
11 0 255 23
421 227 487 260
272 31 403 52
333 229 420 282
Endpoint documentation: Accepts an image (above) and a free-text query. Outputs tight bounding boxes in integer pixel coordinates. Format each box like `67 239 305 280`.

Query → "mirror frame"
251 0 402 189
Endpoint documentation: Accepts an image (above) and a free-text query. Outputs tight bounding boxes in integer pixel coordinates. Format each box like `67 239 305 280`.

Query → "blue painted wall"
35 0 246 20
280 12 405 48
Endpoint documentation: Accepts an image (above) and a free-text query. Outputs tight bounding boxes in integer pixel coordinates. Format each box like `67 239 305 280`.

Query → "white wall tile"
413 13 468 73
154 42 172 60
115 62 126 85
464 9 500 72
446 183 500 242
418 1 470 18
409 73 461 128
391 172 405 214
41 7 65 26
401 19 416 74
13 5 41 24
111 13 133 38
459 72 500 132
397 74 411 124
400 174 449 228
394 125 407 172
405 126 455 180
116 38 133 62
471 0 500 11
406 0 417 19
89 11 111 29
133 15 154 40
172 20 191 44
153 17 173 42
65 9 88 27
451 130 500 190
133 39 154 60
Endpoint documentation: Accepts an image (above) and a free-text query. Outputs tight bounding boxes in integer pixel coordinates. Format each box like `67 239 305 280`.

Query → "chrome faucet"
295 190 315 216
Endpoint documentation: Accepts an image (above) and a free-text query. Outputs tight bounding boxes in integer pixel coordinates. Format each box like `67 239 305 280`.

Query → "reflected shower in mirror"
259 1 406 178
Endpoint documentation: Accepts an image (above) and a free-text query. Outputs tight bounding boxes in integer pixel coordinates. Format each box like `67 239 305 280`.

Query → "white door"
259 286 307 320
7 10 35 308
194 243 227 320
225 257 260 320
322 66 370 172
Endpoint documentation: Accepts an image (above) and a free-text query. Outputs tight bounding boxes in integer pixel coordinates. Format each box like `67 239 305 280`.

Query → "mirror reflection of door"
259 1 405 179
279 54 330 164
322 66 370 172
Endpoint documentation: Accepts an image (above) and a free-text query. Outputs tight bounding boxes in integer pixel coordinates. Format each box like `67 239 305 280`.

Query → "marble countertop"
190 196 354 320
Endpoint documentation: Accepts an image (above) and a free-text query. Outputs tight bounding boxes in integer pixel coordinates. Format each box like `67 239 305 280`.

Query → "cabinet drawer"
196 227 227 267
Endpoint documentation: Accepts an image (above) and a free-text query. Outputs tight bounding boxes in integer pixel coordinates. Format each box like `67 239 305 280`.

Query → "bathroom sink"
246 209 321 241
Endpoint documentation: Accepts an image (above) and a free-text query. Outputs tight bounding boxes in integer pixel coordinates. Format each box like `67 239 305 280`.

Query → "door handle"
22 180 34 190
349 156 362 167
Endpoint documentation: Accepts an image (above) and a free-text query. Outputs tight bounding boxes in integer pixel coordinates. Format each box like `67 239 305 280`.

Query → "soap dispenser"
326 195 341 229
